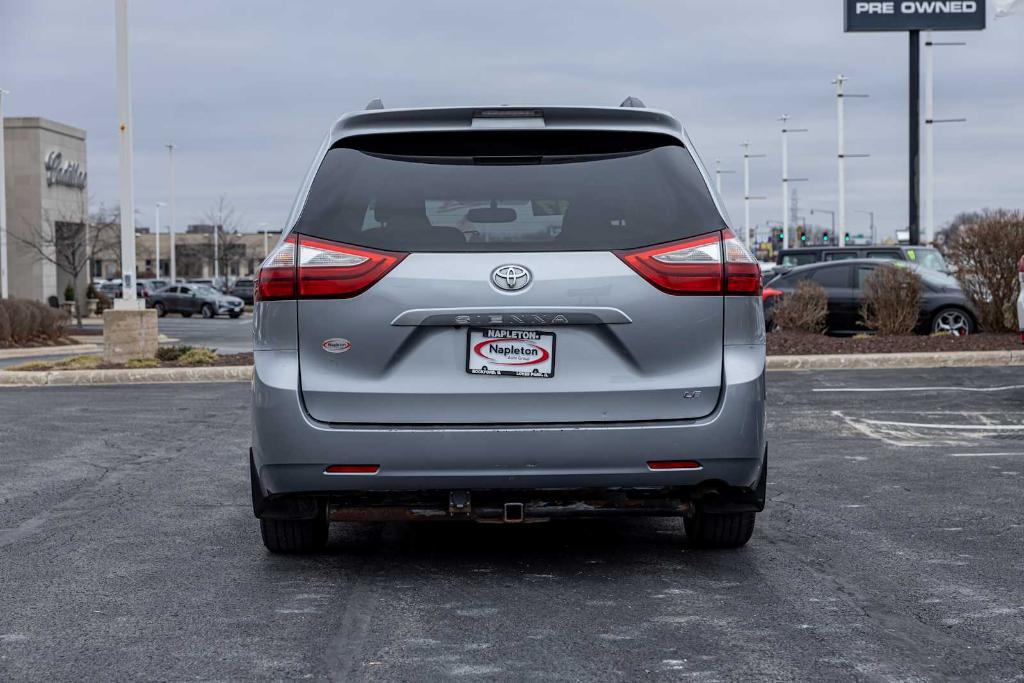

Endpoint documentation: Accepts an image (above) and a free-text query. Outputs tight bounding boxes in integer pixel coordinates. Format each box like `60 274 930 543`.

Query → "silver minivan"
251 102 767 553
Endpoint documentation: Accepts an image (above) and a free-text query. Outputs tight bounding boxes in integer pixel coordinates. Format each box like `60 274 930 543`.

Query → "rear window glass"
809 266 850 288
294 132 725 252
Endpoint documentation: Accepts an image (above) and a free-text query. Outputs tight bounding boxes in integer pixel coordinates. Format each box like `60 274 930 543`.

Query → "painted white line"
813 385 1024 393
949 452 1024 458
857 419 1024 431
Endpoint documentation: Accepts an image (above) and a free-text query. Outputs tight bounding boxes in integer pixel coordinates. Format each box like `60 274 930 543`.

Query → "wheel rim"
203 306 212 318
934 310 969 336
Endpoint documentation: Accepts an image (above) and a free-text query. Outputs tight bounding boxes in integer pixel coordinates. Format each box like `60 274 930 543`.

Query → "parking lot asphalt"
155 312 254 354
1 366 1022 681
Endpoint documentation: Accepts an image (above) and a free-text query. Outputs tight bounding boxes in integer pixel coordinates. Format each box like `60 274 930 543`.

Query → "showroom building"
2 116 88 302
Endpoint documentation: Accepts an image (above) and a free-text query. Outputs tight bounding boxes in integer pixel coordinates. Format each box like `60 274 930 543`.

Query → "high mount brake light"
615 230 761 296
255 234 406 301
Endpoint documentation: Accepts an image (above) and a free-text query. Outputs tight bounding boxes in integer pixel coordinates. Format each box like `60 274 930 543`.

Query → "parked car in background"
137 279 168 298
776 245 950 273
148 283 244 318
229 277 255 305
1017 255 1024 343
250 103 767 553
764 259 976 336
187 277 230 293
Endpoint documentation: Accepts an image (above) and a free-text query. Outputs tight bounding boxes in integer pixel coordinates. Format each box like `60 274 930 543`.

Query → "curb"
0 365 252 387
767 349 1024 371
0 349 1020 387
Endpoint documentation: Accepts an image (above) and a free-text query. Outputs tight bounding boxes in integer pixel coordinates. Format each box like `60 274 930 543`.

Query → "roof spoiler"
619 96 646 108
365 98 384 110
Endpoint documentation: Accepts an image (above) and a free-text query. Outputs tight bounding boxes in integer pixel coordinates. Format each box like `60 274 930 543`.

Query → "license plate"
466 328 555 378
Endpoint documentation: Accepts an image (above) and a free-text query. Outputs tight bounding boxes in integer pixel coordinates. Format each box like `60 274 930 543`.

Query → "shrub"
64 283 76 302
771 280 828 333
175 347 218 366
155 345 194 362
0 299 69 343
860 264 921 335
943 208 1024 332
125 357 159 369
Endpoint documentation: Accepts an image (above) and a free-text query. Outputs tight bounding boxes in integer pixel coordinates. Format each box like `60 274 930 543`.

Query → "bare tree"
13 205 119 326
204 196 246 284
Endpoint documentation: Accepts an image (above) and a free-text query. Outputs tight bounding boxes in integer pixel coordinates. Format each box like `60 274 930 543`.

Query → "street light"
114 0 138 307
166 143 176 283
855 209 876 245
154 202 166 277
810 208 836 242
0 87 10 299
779 115 809 249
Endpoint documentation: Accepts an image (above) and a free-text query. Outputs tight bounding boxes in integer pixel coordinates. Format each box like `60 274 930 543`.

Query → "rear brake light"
615 230 761 296
255 234 296 302
324 464 379 474
723 230 762 295
762 287 784 301
647 460 702 470
255 234 407 302
297 236 406 299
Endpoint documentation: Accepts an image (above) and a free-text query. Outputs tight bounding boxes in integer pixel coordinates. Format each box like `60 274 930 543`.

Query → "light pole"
257 222 271 261
166 143 176 283
855 209 876 245
832 75 869 247
114 0 138 307
0 88 9 299
740 142 766 249
714 159 734 195
779 115 808 249
154 202 166 277
923 32 967 244
810 208 836 241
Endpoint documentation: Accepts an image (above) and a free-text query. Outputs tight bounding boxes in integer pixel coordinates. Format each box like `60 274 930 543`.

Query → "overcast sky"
2 1 1022 240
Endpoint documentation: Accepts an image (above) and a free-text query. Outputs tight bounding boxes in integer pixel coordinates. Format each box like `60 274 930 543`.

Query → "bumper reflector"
647 460 702 471
324 464 380 475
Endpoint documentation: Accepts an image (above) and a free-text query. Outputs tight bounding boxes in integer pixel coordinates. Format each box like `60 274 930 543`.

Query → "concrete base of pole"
102 308 158 363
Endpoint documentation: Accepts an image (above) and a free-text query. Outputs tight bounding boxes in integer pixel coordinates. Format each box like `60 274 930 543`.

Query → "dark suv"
776 246 949 273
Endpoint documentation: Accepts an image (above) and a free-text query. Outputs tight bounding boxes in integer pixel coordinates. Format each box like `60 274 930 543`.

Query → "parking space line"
857 418 1024 431
949 452 1024 458
813 385 1024 393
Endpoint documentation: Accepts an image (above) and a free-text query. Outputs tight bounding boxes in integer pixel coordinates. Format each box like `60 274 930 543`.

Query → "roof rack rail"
365 98 384 110
619 96 646 108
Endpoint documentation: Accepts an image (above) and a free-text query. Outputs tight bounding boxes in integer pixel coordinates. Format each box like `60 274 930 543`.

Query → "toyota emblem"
491 264 532 291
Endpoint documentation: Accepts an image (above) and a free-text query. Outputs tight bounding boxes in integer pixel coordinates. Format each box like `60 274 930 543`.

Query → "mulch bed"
93 352 255 370
0 336 85 349
767 331 1021 356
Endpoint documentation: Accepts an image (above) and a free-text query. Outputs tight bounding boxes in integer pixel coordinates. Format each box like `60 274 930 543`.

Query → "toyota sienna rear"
250 101 767 553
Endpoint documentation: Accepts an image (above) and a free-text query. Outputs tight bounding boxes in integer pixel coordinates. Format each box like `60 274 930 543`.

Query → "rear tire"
154 302 166 317
229 311 241 319
684 510 756 549
260 516 328 554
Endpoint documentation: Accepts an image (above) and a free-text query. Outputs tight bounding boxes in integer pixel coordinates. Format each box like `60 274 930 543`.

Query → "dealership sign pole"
0 88 9 299
844 0 985 245
114 0 139 306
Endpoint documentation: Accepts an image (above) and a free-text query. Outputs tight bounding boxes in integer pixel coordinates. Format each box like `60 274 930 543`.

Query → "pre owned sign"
845 0 985 31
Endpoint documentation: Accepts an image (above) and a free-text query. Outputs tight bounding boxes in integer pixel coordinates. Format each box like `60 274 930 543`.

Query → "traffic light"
775 230 784 246
798 228 808 243
822 232 830 243
843 232 851 244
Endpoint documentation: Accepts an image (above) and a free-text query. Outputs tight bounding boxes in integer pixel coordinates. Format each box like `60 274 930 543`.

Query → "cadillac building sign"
44 150 87 190
845 0 986 31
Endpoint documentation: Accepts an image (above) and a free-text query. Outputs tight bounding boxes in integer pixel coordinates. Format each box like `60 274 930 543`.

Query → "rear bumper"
251 344 766 505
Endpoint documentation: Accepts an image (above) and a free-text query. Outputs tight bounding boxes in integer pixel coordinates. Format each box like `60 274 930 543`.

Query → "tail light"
1018 255 1024 287
615 230 761 296
762 287 784 302
256 234 406 302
